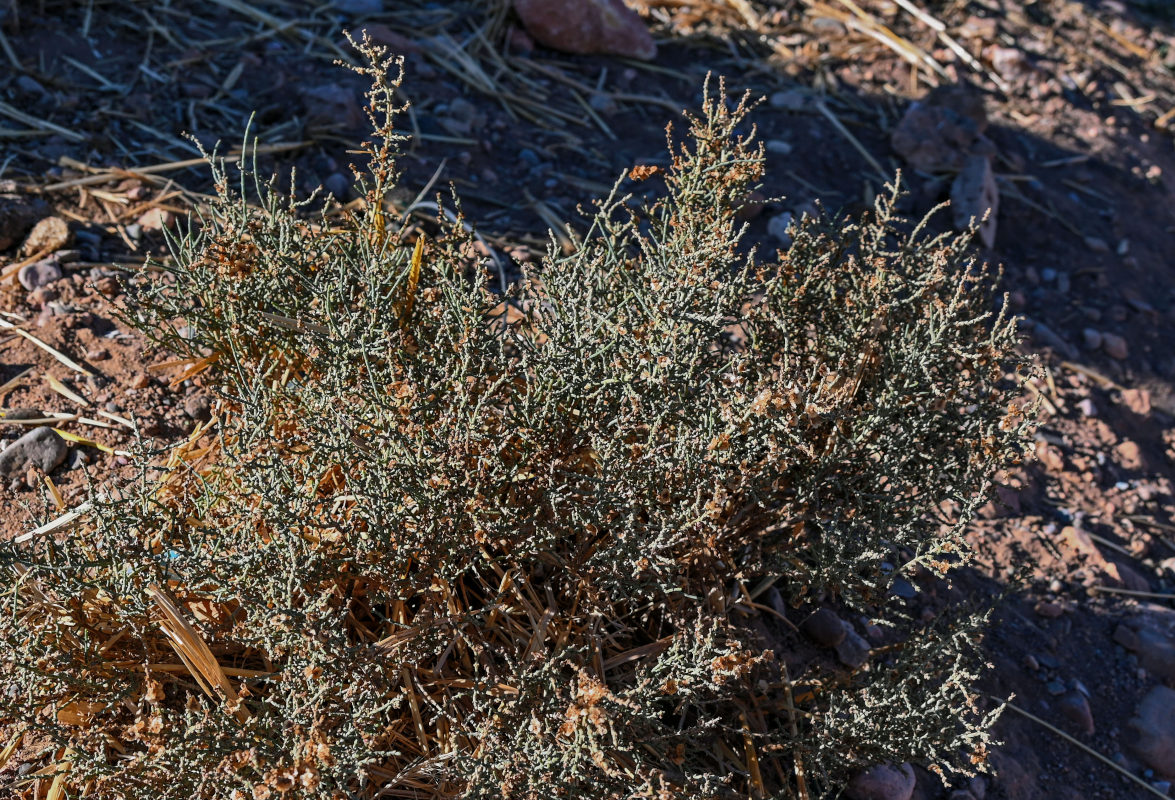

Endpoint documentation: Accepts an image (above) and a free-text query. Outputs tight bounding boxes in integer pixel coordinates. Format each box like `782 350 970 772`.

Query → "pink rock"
1101 332 1128 360
137 208 176 232
513 0 656 60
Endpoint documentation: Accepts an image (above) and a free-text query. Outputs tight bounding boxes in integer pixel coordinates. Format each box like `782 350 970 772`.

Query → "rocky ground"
2 0 1175 798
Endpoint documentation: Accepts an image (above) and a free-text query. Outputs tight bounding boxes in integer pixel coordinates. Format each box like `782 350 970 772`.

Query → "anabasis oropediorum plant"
0 35 1033 800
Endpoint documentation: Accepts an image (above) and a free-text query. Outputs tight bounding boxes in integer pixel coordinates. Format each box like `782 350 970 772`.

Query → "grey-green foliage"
0 38 1032 800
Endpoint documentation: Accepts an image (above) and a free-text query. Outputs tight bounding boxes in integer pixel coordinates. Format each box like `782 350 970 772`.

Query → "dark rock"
513 0 657 60
891 101 983 173
353 23 422 54
835 626 872 668
0 426 68 478
1058 690 1095 735
1128 686 1175 779
1114 624 1141 651
0 193 51 251
1134 628 1175 682
846 763 916 800
800 608 846 647
324 172 351 200
1 408 45 422
1102 332 1129 360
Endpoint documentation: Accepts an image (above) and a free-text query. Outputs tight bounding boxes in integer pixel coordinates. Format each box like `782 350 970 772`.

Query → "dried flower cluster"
0 38 1032 800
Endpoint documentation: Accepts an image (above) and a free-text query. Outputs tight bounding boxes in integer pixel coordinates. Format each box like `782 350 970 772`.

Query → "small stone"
0 426 68 478
438 97 484 137
846 763 916 800
1024 653 1040 671
1102 332 1129 360
800 608 846 647
17 258 63 291
767 212 793 248
950 154 998 248
766 139 794 155
1120 388 1152 416
768 89 812 111
1058 690 1095 735
835 627 872 668
85 347 110 362
1133 628 1175 682
984 45 1033 80
1084 236 1110 253
1046 679 1066 696
183 394 214 422
1116 624 1141 651
1034 601 1064 618
1082 328 1103 350
22 216 72 256
136 208 176 233
324 172 351 200
1077 398 1097 417
588 93 617 114
95 276 120 298
130 374 151 390
513 0 657 60
1128 686 1175 779
1116 440 1142 470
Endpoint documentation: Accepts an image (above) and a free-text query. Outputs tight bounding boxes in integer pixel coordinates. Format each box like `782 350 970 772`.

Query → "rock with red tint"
1058 690 1095 735
354 23 421 54
1128 686 1175 778
513 0 656 60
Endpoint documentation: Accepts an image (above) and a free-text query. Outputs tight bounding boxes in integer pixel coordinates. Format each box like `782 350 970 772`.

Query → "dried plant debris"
0 39 1033 800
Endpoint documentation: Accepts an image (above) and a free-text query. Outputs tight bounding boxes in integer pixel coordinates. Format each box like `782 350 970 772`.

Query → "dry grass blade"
0 101 86 142
999 698 1169 799
45 751 72 800
41 142 312 192
0 729 22 771
0 366 33 396
813 101 890 184
1088 586 1175 599
147 584 252 724
45 374 92 407
0 318 94 377
14 500 94 544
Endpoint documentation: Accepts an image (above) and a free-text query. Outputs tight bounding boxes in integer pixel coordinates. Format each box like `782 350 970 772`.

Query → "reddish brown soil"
2 1 1175 797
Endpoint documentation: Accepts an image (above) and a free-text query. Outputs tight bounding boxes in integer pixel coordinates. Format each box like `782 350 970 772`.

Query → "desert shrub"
0 39 1032 800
